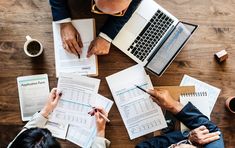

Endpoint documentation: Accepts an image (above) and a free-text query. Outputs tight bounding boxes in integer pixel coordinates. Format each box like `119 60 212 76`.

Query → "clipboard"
154 86 195 101
53 18 98 77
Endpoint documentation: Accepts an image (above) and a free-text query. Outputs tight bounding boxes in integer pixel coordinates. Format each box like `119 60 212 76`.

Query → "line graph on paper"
115 83 148 104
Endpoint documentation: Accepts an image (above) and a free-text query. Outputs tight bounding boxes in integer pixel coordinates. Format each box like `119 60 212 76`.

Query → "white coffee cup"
24 35 43 57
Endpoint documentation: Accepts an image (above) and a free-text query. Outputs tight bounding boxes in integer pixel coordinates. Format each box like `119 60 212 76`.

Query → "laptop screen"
146 22 198 76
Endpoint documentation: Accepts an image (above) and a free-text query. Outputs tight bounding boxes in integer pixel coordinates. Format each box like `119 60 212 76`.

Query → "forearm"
175 102 219 132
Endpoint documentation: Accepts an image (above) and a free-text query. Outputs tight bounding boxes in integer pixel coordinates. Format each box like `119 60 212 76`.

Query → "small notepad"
180 92 210 131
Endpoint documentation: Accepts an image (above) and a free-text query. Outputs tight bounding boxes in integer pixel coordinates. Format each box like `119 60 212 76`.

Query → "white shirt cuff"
99 32 113 43
54 18 72 24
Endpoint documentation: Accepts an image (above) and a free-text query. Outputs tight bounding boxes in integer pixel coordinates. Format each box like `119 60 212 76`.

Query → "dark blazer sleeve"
100 0 141 40
175 102 224 148
49 0 71 21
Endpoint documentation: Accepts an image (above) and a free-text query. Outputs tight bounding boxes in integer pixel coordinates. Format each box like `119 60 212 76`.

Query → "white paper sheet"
65 94 113 148
180 75 221 114
49 73 113 147
17 74 49 121
44 121 69 139
106 64 167 139
50 73 100 127
180 92 210 131
53 19 98 77
66 124 96 148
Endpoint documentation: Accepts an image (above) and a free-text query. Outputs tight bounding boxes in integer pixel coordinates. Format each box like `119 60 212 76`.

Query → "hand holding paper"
41 88 62 118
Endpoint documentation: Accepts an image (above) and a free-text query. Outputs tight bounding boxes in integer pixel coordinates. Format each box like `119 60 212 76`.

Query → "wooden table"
1 0 235 147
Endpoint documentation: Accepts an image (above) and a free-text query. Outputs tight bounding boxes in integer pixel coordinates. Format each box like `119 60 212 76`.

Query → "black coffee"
229 98 235 112
27 41 41 55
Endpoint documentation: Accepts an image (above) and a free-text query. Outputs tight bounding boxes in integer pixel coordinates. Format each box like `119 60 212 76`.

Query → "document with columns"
106 64 167 139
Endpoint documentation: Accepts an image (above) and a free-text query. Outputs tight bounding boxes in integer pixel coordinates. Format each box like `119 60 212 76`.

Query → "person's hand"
87 36 111 57
147 89 183 114
60 22 83 55
94 107 108 137
189 125 220 145
40 88 62 118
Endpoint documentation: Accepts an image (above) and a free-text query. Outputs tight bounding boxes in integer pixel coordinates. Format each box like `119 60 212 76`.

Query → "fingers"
60 23 83 55
203 131 220 139
49 88 62 102
202 134 220 144
50 88 57 94
147 89 155 96
190 126 221 145
76 34 83 49
66 40 79 54
87 37 111 57
94 107 108 117
198 125 207 131
87 41 95 57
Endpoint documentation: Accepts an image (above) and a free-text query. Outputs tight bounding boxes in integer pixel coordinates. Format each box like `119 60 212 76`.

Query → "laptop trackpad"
125 13 147 36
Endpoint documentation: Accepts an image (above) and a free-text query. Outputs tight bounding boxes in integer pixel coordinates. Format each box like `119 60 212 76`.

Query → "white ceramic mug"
24 35 43 57
225 96 235 113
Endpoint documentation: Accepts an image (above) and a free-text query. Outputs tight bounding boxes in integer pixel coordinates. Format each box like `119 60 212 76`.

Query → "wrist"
61 22 72 27
170 102 184 114
40 107 51 118
96 129 105 137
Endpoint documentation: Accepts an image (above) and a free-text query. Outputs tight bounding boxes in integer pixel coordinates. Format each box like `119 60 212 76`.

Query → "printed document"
44 121 69 139
180 75 221 114
53 18 98 77
50 73 100 127
17 74 49 121
49 73 113 147
106 64 167 139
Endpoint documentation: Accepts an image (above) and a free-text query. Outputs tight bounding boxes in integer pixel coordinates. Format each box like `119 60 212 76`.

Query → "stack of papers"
106 64 167 139
179 75 221 131
53 19 98 77
47 73 113 147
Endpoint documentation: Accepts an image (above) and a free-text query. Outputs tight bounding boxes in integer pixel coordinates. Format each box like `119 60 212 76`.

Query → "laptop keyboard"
128 10 174 61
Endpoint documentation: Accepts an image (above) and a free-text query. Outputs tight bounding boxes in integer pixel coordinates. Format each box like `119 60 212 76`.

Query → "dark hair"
10 128 61 148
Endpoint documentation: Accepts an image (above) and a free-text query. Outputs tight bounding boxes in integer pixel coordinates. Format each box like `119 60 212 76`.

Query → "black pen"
75 50 80 59
135 85 154 97
76 34 80 59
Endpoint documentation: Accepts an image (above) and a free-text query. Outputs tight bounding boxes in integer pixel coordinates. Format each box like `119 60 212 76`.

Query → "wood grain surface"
0 0 235 147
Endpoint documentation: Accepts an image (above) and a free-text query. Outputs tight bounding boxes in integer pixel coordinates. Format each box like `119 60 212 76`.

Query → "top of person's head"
95 0 132 14
9 128 61 148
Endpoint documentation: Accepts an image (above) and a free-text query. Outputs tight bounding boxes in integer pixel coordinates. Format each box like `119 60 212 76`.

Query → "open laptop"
112 0 198 76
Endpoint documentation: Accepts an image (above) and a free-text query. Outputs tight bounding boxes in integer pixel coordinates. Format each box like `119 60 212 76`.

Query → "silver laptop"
112 0 198 76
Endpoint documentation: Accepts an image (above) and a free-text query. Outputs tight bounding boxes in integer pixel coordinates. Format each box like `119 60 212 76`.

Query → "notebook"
53 18 98 77
180 75 221 114
17 74 49 121
180 92 210 131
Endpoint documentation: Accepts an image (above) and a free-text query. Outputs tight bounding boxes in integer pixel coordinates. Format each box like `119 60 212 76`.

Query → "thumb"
94 112 101 121
147 89 155 96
